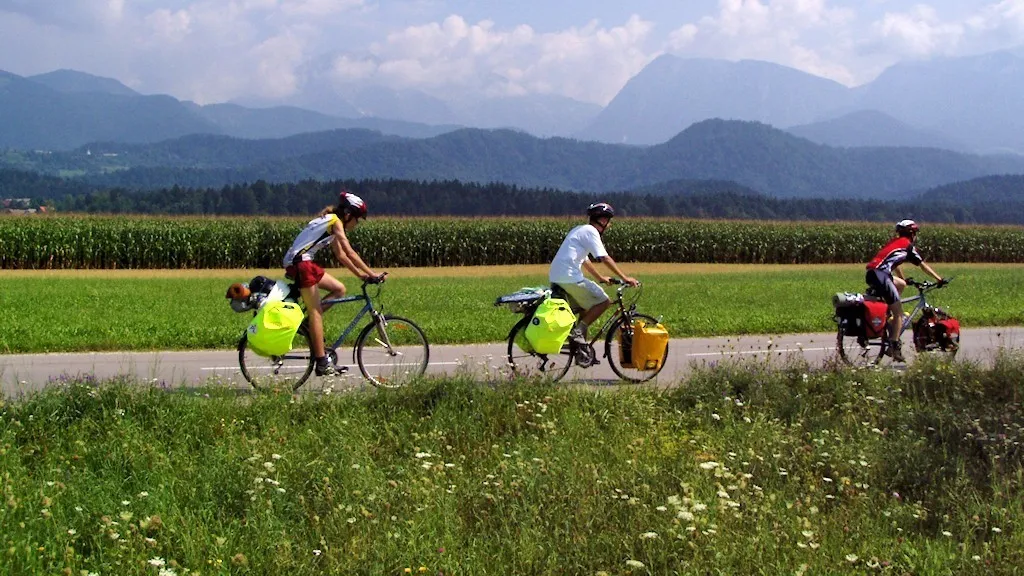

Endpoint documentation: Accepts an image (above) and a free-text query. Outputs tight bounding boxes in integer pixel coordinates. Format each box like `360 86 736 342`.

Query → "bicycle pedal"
573 346 599 368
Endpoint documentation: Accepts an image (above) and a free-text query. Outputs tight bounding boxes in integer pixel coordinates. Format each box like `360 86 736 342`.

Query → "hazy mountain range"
7 119 1021 201
4 49 1024 155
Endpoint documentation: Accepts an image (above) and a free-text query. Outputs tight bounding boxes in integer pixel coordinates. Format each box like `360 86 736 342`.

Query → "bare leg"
578 300 611 338
301 286 326 359
317 272 347 313
888 299 904 341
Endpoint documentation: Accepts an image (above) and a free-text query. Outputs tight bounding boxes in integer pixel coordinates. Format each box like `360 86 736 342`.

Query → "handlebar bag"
246 300 305 357
525 297 576 354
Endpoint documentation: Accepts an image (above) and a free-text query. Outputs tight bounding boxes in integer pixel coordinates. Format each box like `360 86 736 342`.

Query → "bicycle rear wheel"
835 322 885 367
605 313 667 383
506 316 573 381
238 327 314 390
355 315 429 388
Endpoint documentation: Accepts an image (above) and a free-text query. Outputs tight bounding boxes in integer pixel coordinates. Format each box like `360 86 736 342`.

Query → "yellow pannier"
246 300 305 357
524 298 576 355
630 320 669 371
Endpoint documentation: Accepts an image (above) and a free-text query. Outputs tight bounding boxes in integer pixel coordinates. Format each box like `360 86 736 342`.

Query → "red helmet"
895 219 919 236
586 202 615 220
339 191 368 220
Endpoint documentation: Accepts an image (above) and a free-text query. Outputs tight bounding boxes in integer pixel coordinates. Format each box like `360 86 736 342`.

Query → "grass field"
2 355 1022 575
0 263 1021 354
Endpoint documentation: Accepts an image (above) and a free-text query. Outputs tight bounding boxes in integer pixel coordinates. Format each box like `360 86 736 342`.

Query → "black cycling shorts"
865 269 899 304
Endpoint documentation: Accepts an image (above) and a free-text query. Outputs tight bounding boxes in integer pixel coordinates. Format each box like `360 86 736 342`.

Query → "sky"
0 0 1022 106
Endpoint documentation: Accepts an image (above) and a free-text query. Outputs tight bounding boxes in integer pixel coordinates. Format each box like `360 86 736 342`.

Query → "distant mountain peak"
576 56 852 145
28 69 138 97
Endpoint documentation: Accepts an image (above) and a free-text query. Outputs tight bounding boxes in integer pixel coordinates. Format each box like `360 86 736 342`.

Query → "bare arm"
583 259 611 284
597 255 638 286
918 261 943 282
330 226 378 278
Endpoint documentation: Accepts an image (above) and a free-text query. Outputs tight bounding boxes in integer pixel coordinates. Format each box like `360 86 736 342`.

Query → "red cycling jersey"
866 236 923 274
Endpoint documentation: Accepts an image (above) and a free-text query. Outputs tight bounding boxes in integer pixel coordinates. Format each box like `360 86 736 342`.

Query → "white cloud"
251 33 307 98
665 0 858 84
281 0 366 17
144 9 192 43
337 14 655 104
964 0 1024 51
6 1 1024 107
867 5 964 57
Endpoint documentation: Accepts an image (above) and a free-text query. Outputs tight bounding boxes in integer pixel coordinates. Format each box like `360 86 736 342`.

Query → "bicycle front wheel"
355 315 429 388
238 328 314 391
605 313 668 383
506 316 573 381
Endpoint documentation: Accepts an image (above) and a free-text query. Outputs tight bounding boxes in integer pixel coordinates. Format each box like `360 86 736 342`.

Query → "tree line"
3 170 1022 224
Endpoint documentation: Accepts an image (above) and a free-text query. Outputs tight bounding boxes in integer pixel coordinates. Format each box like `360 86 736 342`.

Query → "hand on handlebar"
364 272 388 284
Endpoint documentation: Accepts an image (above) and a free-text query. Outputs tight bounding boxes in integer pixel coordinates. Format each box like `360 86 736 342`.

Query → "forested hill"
8 120 1024 199
12 175 1022 225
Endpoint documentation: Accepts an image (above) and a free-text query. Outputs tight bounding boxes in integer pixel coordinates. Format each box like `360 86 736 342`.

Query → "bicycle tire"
238 327 315 390
505 316 573 381
836 323 884 367
355 315 430 388
605 313 667 383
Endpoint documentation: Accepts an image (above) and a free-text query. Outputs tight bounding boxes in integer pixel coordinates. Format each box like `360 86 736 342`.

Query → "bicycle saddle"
549 284 584 313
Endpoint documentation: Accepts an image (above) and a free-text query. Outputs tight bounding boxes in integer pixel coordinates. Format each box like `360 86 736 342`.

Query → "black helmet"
587 202 614 220
895 219 919 237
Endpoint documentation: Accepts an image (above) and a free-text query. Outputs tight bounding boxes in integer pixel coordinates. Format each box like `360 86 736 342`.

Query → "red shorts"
285 261 325 289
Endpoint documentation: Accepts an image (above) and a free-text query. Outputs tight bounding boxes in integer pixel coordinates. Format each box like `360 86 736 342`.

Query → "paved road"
3 327 1022 396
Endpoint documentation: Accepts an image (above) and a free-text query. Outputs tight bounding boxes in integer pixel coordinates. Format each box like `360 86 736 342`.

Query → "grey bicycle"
836 276 957 367
238 275 429 390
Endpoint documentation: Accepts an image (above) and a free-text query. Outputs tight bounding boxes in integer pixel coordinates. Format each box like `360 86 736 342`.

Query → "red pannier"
862 301 889 339
937 318 960 338
912 308 960 352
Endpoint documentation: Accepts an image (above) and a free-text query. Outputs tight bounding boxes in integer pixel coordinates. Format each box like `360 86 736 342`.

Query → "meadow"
0 263 1021 354
1 354 1022 575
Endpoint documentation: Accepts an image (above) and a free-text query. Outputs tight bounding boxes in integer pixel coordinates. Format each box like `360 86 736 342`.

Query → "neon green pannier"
246 301 305 357
524 297 576 354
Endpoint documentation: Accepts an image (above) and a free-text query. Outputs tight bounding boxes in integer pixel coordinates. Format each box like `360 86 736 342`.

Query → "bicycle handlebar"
906 276 953 290
363 271 389 286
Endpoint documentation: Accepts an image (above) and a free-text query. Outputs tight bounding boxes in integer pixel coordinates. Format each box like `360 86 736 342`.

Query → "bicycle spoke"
356 316 429 388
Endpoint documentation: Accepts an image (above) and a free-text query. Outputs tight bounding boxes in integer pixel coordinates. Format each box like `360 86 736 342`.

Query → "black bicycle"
238 275 429 390
499 280 668 383
836 277 957 367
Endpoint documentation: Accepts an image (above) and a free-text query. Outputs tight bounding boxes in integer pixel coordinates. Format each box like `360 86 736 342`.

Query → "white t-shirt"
549 224 609 283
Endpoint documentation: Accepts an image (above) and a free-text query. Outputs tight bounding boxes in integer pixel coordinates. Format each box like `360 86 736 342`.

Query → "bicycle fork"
371 312 399 357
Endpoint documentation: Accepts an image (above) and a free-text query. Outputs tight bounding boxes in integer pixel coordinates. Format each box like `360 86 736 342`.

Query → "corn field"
2 215 1023 269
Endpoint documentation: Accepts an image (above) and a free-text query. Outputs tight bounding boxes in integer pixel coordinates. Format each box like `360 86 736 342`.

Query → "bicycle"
237 274 429 390
836 276 957 367
499 279 668 383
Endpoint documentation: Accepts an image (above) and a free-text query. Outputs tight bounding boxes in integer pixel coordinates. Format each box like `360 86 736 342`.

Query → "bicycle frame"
578 282 638 348
893 279 948 337
896 291 930 336
320 282 389 357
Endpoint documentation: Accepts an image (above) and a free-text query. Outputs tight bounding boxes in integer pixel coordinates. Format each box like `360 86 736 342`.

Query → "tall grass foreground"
1 354 1023 574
